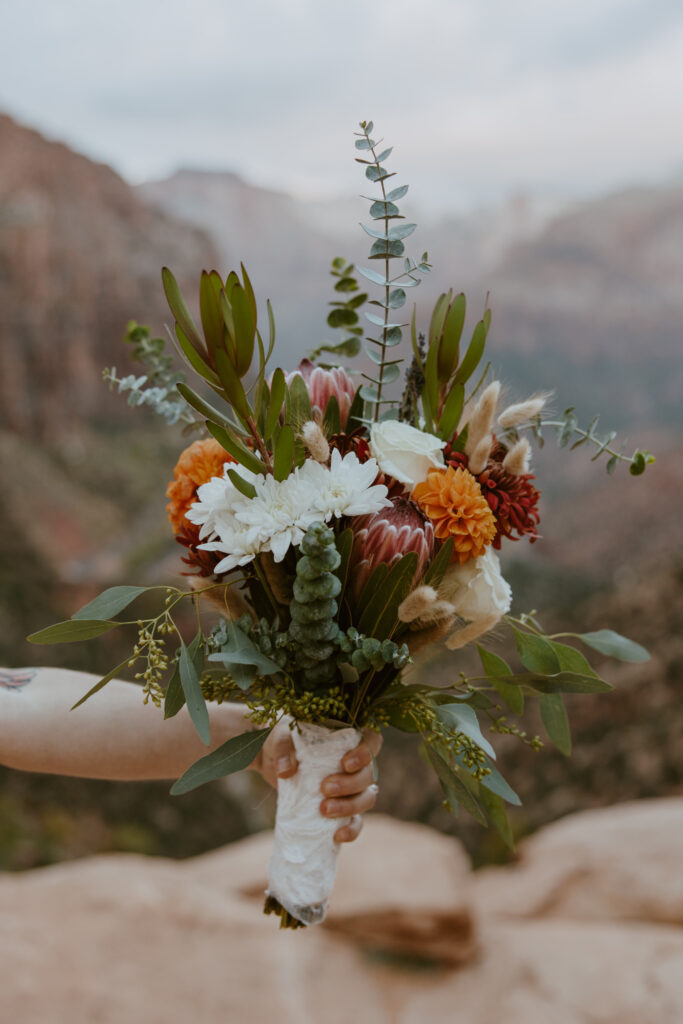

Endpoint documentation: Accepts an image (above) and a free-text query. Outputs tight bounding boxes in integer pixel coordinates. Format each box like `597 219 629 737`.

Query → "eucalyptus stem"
360 124 391 421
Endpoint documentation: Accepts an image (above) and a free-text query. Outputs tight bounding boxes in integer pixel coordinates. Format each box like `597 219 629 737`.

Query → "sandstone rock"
473 798 683 926
1 804 683 1023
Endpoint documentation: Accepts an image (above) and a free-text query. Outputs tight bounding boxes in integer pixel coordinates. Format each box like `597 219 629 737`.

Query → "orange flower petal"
413 466 496 564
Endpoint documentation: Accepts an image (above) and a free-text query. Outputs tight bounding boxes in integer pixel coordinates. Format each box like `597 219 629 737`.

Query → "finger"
334 815 363 844
271 732 298 779
362 728 383 759
321 783 378 819
342 743 372 773
321 763 374 798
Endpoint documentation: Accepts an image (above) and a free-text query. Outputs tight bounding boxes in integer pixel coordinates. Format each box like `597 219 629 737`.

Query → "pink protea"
350 496 435 603
285 359 357 428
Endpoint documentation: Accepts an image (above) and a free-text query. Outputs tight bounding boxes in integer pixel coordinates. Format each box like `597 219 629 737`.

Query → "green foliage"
354 121 431 421
288 523 343 687
71 585 150 622
28 619 120 644
179 635 210 746
308 258 367 366
170 728 272 795
502 406 656 474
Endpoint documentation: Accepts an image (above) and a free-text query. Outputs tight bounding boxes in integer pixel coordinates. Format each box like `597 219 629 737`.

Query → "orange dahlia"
412 466 496 564
166 438 234 534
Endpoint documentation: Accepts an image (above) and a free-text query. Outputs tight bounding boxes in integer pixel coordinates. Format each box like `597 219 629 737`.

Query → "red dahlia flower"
350 496 435 602
446 441 541 548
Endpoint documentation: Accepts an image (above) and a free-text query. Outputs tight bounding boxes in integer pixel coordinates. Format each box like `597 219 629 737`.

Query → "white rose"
369 420 446 489
440 548 511 622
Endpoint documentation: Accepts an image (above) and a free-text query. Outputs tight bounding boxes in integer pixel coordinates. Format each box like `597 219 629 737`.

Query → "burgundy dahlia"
446 441 541 548
286 359 357 428
349 496 435 603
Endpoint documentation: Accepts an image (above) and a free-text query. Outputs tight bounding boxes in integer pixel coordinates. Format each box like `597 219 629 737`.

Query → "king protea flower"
350 496 434 602
285 359 357 428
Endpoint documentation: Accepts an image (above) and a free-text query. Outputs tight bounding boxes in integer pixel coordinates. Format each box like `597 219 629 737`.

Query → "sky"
2 0 683 211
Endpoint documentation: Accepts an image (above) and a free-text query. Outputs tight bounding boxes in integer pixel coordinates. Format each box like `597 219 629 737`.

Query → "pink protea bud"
285 359 357 428
350 496 435 603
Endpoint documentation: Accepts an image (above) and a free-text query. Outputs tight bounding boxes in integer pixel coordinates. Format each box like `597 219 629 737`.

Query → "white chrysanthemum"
310 449 391 519
188 450 391 568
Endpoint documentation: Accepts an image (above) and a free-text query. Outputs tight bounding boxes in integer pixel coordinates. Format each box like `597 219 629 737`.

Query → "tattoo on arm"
0 668 38 691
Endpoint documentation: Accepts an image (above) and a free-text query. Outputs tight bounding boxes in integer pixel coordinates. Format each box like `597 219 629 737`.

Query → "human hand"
253 721 382 843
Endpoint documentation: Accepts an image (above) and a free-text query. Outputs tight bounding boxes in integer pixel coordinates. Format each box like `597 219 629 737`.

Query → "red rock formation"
0 113 217 437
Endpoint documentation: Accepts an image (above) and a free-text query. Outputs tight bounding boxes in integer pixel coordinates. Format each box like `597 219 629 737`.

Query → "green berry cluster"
246 683 350 728
337 627 410 674
288 522 342 687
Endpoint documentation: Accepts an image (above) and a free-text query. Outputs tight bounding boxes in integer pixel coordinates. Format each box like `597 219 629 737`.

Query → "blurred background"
0 0 681 873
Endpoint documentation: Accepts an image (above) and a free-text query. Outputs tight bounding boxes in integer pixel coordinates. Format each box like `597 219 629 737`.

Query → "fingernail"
345 757 360 771
323 781 340 796
277 756 292 775
323 800 339 816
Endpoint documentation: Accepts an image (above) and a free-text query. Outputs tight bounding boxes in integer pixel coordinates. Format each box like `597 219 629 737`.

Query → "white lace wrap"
266 722 361 925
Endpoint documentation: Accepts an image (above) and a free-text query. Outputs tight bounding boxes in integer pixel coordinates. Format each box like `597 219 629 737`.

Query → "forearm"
0 666 253 781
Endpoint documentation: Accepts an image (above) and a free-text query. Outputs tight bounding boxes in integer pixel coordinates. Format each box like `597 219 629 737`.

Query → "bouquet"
30 121 653 929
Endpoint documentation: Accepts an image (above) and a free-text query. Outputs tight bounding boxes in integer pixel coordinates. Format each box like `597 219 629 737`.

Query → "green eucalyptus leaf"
386 184 409 201
209 621 281 681
359 383 379 402
28 619 120 644
387 223 417 241
550 642 599 678
479 788 515 849
369 238 405 259
360 223 389 241
539 693 572 755
424 745 487 825
328 307 358 329
436 702 496 759
71 657 134 710
72 586 149 622
171 728 271 795
388 288 407 309
164 662 185 719
574 629 650 662
478 759 521 806
513 629 562 674
477 645 524 714
369 200 399 219
179 637 210 746
357 265 389 286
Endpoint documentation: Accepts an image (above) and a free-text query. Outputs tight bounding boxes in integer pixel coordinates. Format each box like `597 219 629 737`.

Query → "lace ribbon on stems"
265 722 361 926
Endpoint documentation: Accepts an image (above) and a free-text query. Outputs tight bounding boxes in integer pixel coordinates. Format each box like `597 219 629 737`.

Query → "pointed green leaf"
477 645 524 714
28 619 120 644
72 586 149 622
435 703 496 759
438 293 466 381
386 184 409 201
228 468 257 498
205 421 265 476
479 788 515 849
171 728 271 795
356 563 389 620
479 759 521 806
199 270 225 359
215 349 252 422
179 637 210 746
422 538 454 589
70 657 133 710
208 621 281 681
323 395 341 436
334 527 354 606
424 744 487 825
454 318 488 386
387 223 417 241
574 629 650 662
176 381 232 429
551 642 599 678
513 629 562 674
357 265 389 286
164 662 185 719
172 324 220 385
274 424 294 481
162 267 204 354
438 382 465 441
231 283 256 378
357 552 419 640
265 367 286 440
539 693 571 755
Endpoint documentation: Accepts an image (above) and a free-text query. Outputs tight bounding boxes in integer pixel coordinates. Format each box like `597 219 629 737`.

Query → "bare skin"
0 667 380 842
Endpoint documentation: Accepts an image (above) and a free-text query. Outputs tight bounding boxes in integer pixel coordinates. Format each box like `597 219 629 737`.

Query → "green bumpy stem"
288 522 342 688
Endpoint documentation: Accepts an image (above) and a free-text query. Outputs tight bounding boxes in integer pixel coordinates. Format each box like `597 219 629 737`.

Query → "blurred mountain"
140 170 683 435
0 113 217 437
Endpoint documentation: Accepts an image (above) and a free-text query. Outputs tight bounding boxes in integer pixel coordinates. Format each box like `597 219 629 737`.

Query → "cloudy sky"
2 0 682 210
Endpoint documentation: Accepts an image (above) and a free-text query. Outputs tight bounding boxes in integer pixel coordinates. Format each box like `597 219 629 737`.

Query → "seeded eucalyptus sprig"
354 120 431 421
502 407 656 475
